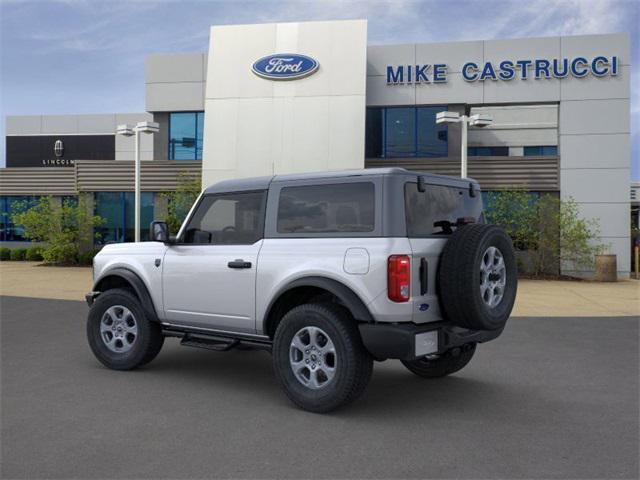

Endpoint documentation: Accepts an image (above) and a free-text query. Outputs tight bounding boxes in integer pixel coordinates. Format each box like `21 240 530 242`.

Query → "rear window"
405 182 478 236
277 183 375 234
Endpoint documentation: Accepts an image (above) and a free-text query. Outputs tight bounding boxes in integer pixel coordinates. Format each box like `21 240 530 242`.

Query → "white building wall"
365 32 630 277
558 34 631 277
201 20 367 186
143 28 630 278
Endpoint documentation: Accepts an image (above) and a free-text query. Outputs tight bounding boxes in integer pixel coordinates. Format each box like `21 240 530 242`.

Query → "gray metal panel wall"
0 168 76 195
75 161 202 192
365 156 559 191
152 112 170 160
145 53 207 112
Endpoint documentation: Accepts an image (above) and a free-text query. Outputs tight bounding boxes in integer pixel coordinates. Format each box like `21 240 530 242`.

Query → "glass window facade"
468 146 509 156
0 196 39 242
365 106 448 158
524 146 558 156
169 112 204 160
95 192 154 243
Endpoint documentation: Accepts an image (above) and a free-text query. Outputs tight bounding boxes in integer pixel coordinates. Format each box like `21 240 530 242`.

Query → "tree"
11 197 104 265
161 173 202 234
485 190 605 277
483 189 538 251
556 198 606 272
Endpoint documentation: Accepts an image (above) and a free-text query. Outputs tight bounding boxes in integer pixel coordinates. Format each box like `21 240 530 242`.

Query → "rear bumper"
358 321 504 361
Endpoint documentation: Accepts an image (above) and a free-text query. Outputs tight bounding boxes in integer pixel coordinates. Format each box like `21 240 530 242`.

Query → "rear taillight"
388 255 410 302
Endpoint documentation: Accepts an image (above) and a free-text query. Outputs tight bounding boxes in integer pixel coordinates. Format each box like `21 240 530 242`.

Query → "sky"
1 0 638 179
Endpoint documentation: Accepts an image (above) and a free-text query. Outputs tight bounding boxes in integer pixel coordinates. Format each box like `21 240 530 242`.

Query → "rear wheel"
401 343 476 378
272 303 373 413
87 288 164 370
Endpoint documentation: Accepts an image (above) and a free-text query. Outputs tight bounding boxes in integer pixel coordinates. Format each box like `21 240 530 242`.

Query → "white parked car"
86 168 517 412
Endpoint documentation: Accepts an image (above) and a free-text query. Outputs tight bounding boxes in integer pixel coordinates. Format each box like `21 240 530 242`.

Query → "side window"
277 183 375 234
182 191 266 245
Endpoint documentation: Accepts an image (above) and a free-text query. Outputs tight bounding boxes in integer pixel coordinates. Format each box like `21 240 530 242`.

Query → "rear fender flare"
263 276 374 335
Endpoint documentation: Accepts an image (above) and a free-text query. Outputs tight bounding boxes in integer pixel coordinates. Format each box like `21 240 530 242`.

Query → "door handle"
228 259 252 269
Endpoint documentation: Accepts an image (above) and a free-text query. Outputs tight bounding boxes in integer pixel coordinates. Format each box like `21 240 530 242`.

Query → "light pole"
116 121 159 242
436 111 492 178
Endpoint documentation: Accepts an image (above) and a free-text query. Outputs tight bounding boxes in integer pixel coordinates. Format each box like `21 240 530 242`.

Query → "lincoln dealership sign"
386 55 620 84
252 53 319 80
5 135 115 167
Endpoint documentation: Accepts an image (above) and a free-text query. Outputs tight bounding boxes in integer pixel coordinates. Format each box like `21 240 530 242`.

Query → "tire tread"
87 288 164 370
272 302 373 413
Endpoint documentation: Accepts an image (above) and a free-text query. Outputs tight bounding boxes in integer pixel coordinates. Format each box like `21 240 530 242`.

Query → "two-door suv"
86 168 517 412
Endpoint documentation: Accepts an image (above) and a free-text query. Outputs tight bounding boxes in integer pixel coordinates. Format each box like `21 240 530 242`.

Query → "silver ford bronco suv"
86 168 517 412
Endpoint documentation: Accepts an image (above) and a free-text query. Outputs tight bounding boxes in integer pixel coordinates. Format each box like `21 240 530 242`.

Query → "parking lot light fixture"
436 111 493 178
116 124 134 137
116 122 159 242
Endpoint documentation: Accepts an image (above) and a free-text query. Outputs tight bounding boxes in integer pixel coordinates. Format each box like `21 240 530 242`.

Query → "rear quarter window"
405 182 481 236
277 182 375 234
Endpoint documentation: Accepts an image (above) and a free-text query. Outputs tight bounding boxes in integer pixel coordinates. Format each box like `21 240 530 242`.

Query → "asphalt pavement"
1 296 638 479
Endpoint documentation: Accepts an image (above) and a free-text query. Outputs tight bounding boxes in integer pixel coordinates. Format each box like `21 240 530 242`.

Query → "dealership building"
0 20 633 277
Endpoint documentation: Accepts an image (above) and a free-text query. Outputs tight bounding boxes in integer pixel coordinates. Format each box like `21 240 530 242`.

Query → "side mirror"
150 221 170 243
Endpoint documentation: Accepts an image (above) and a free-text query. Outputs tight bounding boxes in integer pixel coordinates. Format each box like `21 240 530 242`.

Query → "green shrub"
11 196 104 265
25 246 44 261
9 248 27 261
0 247 11 261
78 248 100 266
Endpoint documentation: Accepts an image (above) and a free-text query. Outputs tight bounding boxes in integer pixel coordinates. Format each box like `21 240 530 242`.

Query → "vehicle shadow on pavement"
122 339 524 416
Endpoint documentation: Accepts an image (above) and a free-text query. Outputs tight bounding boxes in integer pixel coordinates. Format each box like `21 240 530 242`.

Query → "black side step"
180 334 239 352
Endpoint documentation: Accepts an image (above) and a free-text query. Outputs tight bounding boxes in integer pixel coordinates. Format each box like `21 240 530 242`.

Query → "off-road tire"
272 303 373 413
401 343 476 378
87 288 164 370
438 224 517 331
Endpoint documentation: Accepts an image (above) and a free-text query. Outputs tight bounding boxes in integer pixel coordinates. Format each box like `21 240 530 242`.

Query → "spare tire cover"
437 224 517 331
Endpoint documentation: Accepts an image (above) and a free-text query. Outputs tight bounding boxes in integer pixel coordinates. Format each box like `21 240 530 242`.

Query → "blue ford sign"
252 53 319 80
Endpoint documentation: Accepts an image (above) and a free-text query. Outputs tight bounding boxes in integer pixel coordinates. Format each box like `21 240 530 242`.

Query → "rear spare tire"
438 224 517 331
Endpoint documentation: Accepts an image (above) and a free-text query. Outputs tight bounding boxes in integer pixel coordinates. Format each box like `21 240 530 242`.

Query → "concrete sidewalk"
0 261 638 317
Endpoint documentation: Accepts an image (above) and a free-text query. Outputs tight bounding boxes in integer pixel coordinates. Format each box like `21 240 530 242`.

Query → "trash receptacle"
594 254 617 282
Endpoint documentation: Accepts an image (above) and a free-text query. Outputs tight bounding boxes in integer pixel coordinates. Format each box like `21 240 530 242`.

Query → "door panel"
162 242 262 333
161 190 267 334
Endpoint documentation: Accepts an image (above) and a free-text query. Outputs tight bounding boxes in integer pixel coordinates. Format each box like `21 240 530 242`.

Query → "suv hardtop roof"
202 168 477 195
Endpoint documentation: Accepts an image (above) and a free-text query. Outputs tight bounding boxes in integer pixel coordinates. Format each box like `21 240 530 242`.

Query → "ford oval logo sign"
252 53 319 80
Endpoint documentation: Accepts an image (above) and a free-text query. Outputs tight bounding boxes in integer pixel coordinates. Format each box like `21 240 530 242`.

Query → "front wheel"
272 303 373 413
87 288 164 370
401 343 476 378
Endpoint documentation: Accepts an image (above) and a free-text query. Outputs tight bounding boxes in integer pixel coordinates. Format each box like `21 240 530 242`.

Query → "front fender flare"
92 268 158 322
